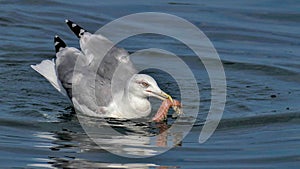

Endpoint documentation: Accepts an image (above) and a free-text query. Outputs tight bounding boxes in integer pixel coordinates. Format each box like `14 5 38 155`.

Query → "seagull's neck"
120 88 151 118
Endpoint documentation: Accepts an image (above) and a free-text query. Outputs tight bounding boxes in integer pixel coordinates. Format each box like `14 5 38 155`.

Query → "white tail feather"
31 59 67 96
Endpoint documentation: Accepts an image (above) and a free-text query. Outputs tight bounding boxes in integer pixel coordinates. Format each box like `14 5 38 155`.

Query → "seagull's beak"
147 89 173 102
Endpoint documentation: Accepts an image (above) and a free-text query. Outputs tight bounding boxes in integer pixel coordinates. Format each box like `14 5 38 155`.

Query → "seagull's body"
31 20 170 119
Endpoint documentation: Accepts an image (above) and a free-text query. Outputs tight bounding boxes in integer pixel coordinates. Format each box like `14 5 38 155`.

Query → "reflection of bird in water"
33 109 183 159
31 20 180 119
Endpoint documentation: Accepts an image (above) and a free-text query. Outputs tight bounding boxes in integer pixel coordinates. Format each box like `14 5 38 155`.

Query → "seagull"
31 20 172 119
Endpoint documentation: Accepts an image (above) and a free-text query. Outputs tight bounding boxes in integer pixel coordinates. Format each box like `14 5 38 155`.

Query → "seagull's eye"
141 82 150 88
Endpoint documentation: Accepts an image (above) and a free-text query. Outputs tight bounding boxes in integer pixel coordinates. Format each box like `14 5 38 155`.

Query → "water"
1 0 300 168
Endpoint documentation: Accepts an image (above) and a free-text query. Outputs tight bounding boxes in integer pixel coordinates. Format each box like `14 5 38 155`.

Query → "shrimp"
152 99 182 122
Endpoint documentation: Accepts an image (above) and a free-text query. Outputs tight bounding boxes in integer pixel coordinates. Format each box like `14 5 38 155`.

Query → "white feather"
31 59 67 96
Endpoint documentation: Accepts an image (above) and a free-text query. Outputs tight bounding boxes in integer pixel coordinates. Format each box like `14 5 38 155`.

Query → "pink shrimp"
152 99 182 122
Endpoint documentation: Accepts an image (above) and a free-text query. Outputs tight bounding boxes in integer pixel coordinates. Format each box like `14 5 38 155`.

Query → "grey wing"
55 47 87 98
102 46 137 95
80 33 137 94
55 46 113 112
72 70 112 113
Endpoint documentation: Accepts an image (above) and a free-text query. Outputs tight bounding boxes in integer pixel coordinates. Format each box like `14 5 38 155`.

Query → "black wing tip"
65 19 87 38
54 35 66 53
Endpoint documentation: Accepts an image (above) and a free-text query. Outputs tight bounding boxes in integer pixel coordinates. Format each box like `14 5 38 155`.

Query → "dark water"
1 0 300 168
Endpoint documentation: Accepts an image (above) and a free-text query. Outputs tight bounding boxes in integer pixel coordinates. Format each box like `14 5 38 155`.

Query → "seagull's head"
128 74 171 101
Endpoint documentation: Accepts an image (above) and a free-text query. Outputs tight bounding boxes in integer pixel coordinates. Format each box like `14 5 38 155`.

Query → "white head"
127 74 170 101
